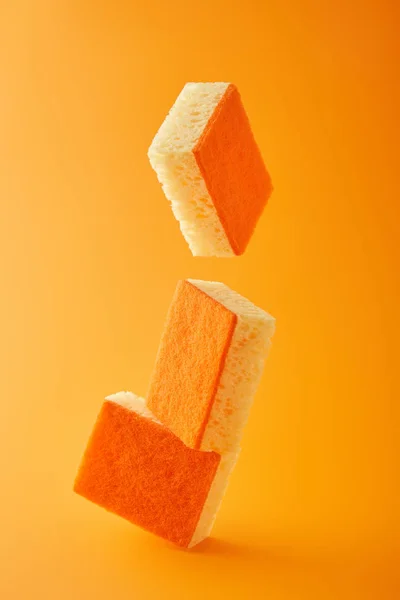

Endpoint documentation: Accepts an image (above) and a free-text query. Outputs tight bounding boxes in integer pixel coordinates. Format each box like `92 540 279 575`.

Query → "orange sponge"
74 394 223 548
148 83 272 257
194 84 271 255
147 279 275 453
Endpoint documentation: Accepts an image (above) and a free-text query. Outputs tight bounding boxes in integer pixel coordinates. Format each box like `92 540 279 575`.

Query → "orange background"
1 1 398 598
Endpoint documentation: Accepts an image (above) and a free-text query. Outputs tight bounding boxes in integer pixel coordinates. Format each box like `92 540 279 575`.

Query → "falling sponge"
74 392 238 548
147 279 275 454
148 83 272 257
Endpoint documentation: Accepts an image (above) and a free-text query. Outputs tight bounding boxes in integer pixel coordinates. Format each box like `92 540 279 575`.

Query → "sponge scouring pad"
74 392 238 548
147 279 275 454
148 82 272 257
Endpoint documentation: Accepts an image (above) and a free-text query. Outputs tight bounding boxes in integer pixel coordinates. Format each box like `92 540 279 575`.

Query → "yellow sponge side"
189 280 275 454
148 83 233 256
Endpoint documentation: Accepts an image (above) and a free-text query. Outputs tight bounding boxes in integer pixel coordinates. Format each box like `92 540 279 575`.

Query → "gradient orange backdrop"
1 1 399 598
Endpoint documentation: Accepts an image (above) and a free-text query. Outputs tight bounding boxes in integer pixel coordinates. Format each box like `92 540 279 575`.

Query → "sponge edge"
105 390 160 422
189 280 275 454
74 392 237 548
189 448 239 548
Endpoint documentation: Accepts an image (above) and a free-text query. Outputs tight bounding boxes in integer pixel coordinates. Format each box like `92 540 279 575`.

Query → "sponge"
147 279 275 453
74 392 238 548
148 83 272 257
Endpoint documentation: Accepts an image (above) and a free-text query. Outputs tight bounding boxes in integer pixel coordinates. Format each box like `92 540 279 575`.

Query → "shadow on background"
112 524 399 600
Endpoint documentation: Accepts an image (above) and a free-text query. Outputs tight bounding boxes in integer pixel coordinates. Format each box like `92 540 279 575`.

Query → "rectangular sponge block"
74 392 238 548
148 83 272 257
147 279 275 454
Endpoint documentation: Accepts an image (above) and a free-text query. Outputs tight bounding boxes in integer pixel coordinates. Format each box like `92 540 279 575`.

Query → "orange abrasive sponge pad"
147 279 275 453
148 82 272 257
74 393 237 548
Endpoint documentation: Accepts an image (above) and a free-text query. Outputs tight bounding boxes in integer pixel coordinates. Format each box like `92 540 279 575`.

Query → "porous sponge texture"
74 395 221 548
147 280 237 449
189 280 275 453
189 449 239 547
148 83 232 256
149 82 229 153
106 390 160 421
194 84 272 255
147 280 275 454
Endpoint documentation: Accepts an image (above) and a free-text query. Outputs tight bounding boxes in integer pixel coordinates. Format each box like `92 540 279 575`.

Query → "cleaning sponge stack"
74 280 274 547
74 82 275 548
